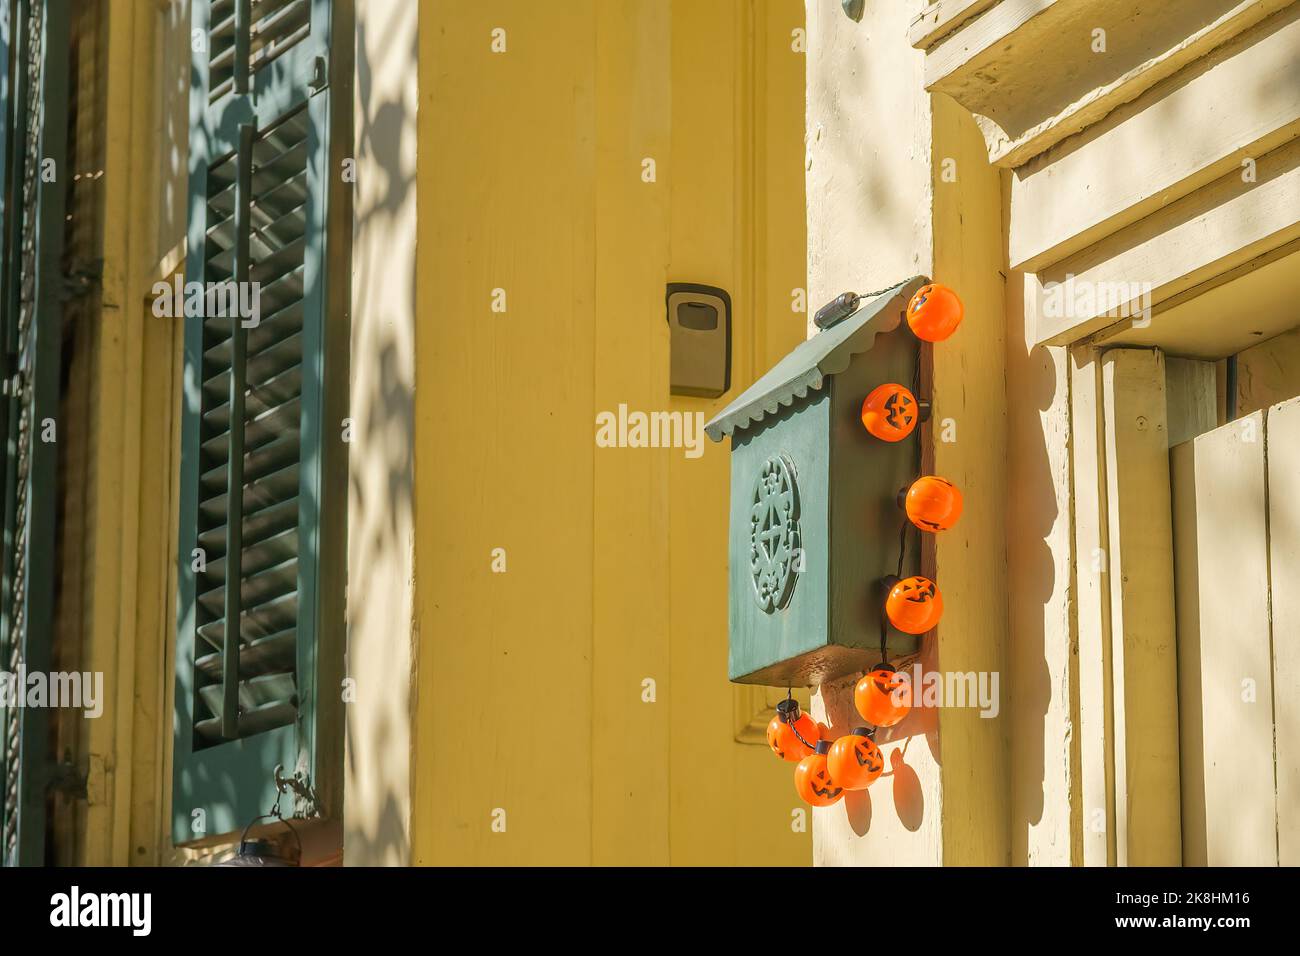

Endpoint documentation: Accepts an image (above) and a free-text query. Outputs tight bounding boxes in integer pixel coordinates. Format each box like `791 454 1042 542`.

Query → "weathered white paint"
806 0 941 867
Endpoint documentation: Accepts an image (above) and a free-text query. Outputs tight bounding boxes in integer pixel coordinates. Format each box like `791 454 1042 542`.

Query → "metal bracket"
309 55 329 94
274 764 321 819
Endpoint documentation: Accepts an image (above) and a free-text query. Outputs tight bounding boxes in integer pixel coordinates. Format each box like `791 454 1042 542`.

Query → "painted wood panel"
1036 137 1300 346
413 0 810 866
1173 410 1276 864
1009 4 1300 271
1101 348 1182 865
1070 347 1115 866
590 0 672 865
416 0 598 866
668 0 812 867
1170 440 1207 865
930 93 1012 866
1268 396 1300 864
1238 327 1300 417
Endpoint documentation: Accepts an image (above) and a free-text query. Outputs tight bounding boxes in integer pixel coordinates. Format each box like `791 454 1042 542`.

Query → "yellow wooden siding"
412 0 809 865
63 0 806 866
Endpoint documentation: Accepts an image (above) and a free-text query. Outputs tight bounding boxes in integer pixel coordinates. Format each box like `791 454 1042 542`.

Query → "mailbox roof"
705 275 929 441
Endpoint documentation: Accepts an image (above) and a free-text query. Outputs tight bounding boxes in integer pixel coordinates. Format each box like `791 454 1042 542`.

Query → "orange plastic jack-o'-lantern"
766 699 819 762
794 741 845 807
885 574 943 635
901 476 963 533
826 727 884 791
861 383 925 442
854 664 912 728
906 283 964 342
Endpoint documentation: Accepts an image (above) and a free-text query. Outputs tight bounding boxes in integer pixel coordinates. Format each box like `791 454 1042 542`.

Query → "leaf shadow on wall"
342 8 419 867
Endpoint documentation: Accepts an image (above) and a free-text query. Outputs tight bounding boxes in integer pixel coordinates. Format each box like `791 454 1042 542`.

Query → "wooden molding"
922 0 1292 169
1101 348 1182 865
908 0 1001 50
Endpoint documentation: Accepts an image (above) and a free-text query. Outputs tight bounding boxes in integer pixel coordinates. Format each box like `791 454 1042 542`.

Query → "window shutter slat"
174 0 342 843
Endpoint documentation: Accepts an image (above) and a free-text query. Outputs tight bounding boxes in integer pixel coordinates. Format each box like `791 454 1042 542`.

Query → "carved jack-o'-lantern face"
766 702 818 763
826 728 884 791
886 575 944 635
854 665 913 728
794 745 844 807
906 283 964 342
861 383 921 442
903 476 964 533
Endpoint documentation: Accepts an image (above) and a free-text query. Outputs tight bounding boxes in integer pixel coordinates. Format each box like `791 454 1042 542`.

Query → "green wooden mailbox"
705 276 929 687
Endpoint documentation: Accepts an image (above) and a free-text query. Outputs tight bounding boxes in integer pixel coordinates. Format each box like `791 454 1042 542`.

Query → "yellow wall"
412 0 810 865
62 0 808 867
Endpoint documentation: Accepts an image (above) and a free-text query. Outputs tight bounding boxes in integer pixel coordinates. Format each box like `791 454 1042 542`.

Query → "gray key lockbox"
667 283 731 398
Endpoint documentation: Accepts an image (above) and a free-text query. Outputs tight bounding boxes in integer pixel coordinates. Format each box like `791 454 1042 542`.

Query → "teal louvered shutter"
174 0 348 845
0 0 69 867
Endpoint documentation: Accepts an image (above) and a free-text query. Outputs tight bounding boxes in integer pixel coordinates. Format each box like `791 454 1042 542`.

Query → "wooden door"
1172 395 1300 865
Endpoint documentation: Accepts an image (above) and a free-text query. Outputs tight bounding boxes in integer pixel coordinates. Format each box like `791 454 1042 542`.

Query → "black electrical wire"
789 337 926 745
883 339 925 665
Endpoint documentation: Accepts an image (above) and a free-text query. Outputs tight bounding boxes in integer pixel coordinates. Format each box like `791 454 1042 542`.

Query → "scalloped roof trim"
704 275 929 442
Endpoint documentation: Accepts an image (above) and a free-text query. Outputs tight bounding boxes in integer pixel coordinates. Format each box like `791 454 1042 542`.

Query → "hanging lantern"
214 814 302 868
854 664 912 727
900 475 963 532
885 574 943 634
794 741 844 807
766 698 819 762
860 383 928 442
905 283 964 342
826 727 884 791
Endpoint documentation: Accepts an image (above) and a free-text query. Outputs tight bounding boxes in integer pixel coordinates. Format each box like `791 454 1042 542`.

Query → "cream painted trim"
908 0 1000 50
927 0 1292 168
1100 348 1182 866
1175 412 1277 864
1068 347 1116 867
1269 397 1300 864
924 0 1056 92
1011 4 1300 271
1170 440 1207 865
1035 136 1300 347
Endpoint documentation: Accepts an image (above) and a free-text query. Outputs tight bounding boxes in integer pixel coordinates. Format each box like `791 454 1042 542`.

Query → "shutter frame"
173 0 346 845
0 0 70 867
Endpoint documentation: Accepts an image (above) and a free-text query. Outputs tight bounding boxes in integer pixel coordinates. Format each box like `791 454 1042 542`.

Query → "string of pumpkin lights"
770 282 966 807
